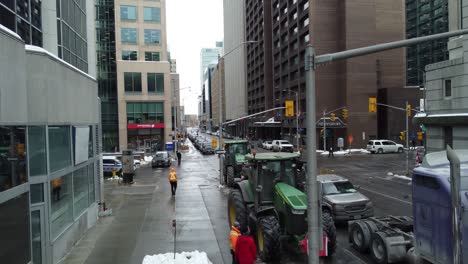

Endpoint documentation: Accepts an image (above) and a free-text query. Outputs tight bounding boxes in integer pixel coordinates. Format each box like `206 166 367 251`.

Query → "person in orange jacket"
168 168 178 195
235 226 257 264
51 177 63 201
229 221 241 263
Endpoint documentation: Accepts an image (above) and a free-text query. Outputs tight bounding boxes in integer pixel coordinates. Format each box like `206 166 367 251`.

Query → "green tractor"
228 152 337 261
222 139 251 187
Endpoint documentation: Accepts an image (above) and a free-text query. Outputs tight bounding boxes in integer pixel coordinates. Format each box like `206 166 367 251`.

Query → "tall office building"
0 0 96 75
406 0 448 86
0 1 101 263
200 46 223 88
115 0 172 152
245 0 414 147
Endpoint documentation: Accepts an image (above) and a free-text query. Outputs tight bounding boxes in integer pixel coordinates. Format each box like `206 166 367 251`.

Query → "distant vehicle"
318 174 373 222
152 151 171 168
201 142 215 155
102 156 122 176
272 140 294 152
133 159 141 170
367 139 404 154
262 141 273 150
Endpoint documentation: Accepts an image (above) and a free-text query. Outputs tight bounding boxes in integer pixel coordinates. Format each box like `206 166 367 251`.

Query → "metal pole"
296 91 300 150
406 101 409 175
218 59 223 185
447 146 462 264
305 45 320 264
323 110 326 151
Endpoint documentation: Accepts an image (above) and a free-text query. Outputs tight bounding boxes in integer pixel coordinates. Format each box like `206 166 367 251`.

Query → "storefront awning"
252 117 281 127
413 112 468 125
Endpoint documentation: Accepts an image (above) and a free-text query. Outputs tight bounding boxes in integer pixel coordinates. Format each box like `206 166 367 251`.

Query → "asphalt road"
196 132 415 263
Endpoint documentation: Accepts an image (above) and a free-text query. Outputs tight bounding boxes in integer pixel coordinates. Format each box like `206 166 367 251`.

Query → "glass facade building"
0 0 42 46
96 0 119 152
406 0 448 85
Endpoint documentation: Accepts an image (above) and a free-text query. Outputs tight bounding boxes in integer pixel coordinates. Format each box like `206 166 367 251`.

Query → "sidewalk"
60 145 225 264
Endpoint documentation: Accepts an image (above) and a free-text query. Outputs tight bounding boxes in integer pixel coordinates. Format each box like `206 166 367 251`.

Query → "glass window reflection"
0 126 27 192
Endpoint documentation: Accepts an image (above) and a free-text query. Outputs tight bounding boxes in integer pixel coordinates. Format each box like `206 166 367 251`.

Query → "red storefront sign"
127 123 164 129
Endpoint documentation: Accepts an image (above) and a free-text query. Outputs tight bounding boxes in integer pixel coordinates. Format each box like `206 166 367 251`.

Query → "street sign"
212 138 218 148
215 150 226 154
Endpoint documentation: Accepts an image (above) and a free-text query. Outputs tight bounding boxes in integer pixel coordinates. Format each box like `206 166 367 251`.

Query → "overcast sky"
166 0 224 115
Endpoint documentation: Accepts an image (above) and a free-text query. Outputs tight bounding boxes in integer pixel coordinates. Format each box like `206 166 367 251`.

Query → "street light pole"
218 40 258 185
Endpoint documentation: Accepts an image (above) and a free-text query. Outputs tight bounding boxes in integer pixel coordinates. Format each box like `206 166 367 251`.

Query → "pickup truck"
272 140 294 152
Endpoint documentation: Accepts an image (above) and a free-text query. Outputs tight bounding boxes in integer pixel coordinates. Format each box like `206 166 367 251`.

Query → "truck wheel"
322 213 337 256
226 166 235 187
227 190 247 229
257 216 281 262
370 232 388 264
350 222 371 252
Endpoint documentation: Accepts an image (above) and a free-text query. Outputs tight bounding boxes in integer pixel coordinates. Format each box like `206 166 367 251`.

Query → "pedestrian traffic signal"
399 131 406 141
407 104 412 117
342 108 348 119
369 97 377 113
417 131 423 141
285 100 294 117
330 113 336 122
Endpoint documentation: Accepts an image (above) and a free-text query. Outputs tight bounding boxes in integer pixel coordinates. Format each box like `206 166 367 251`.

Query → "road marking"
342 247 368 264
361 187 412 205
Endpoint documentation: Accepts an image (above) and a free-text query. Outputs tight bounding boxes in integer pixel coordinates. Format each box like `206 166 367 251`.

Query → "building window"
0 126 27 192
28 126 47 176
145 51 160 61
148 73 164 94
73 167 88 216
120 5 137 21
143 7 160 22
48 126 71 172
0 192 31 264
122 50 137 60
444 79 452 97
30 183 44 204
124 72 142 92
144 29 161 45
127 102 164 124
50 173 72 238
121 28 137 44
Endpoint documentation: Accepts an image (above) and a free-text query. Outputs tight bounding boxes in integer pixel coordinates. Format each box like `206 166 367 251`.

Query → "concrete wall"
223 0 247 120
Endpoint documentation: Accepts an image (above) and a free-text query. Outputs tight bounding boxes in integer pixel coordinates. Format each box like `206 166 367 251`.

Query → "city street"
62 133 416 264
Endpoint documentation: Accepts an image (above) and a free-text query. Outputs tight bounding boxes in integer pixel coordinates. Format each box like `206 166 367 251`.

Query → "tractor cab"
222 140 251 186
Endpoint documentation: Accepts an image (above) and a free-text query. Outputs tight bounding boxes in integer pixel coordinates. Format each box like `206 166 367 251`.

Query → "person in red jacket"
235 226 257 264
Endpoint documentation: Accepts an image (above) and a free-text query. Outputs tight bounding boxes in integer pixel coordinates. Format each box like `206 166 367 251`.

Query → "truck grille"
345 204 366 212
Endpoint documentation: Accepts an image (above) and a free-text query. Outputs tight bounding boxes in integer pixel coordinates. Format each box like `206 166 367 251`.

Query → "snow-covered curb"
317 149 370 155
387 172 412 181
142 251 212 264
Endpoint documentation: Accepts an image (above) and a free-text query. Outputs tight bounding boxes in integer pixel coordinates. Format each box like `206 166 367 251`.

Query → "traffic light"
417 131 423 141
407 104 412 117
285 100 294 117
342 108 348 120
399 130 406 141
330 113 336 122
369 97 377 113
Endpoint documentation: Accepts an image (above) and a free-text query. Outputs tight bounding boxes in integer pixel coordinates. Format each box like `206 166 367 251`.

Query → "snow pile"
107 176 122 181
392 174 412 181
319 151 349 156
387 172 394 176
142 251 212 264
144 156 154 162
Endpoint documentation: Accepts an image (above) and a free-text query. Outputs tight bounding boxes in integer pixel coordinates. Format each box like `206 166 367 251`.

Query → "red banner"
127 123 164 129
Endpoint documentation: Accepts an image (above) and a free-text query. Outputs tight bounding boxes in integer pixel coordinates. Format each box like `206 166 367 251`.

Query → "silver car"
318 174 374 222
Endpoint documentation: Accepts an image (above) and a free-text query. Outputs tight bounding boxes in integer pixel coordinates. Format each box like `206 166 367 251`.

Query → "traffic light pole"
305 28 468 264
406 101 409 175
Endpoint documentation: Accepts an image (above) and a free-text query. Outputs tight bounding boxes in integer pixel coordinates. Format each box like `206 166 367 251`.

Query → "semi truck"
348 149 468 264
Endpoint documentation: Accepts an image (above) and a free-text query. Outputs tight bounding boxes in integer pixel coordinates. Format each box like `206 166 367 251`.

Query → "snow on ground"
142 251 212 264
387 172 412 181
107 176 123 181
318 149 369 155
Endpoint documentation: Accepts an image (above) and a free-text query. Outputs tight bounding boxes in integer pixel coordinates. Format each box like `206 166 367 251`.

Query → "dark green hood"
274 183 307 210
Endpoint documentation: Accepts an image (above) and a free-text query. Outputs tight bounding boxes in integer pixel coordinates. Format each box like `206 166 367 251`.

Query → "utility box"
122 149 134 183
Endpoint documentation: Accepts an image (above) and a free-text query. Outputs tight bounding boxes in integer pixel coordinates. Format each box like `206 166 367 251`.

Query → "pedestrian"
328 147 334 157
168 168 178 196
235 226 257 264
176 150 182 166
229 221 241 264
412 139 416 149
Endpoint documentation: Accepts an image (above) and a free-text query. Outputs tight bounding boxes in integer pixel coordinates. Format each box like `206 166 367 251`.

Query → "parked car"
152 151 172 168
102 156 122 176
201 142 215 155
366 139 404 154
262 141 273 150
272 140 294 152
318 174 374 222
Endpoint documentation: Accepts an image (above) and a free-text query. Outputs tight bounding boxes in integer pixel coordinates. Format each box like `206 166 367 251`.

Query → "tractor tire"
322 212 337 256
226 166 235 187
227 189 247 229
256 215 281 262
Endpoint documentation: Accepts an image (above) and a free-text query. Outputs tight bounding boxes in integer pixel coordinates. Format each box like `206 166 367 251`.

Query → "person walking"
229 221 241 264
176 150 182 166
328 147 334 158
168 168 178 196
235 226 257 264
